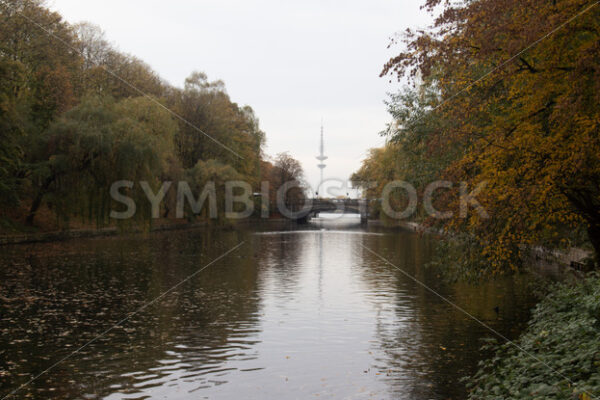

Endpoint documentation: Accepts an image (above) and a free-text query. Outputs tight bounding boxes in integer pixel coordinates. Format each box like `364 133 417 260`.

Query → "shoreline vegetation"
466 274 600 399
352 0 600 273
0 0 308 234
0 216 294 246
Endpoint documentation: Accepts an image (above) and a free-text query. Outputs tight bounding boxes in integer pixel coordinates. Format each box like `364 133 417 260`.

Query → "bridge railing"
285 198 368 217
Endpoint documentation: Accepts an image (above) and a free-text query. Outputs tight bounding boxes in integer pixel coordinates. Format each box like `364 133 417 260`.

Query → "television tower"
316 121 327 196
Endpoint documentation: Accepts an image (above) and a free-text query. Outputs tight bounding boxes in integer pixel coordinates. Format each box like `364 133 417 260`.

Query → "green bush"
467 274 600 400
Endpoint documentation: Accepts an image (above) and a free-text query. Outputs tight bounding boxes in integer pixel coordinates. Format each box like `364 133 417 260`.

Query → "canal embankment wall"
370 219 593 273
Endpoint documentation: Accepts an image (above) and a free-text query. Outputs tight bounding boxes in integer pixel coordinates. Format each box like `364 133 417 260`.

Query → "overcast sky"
48 0 431 195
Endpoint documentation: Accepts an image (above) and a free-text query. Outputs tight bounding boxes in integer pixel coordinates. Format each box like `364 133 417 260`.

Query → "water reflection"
0 217 537 399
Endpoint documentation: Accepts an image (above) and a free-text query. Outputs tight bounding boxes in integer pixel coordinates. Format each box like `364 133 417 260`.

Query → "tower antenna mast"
316 119 327 197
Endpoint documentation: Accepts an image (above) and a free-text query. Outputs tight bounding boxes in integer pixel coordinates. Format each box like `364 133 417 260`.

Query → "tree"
25 95 178 226
271 152 306 209
172 72 264 188
0 0 81 217
381 0 600 269
0 58 26 207
182 159 241 220
0 0 80 128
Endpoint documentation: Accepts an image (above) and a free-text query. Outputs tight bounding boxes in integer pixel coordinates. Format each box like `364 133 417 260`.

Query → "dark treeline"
0 0 305 230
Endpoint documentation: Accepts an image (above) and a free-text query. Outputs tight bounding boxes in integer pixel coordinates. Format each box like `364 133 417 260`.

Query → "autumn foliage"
358 0 600 271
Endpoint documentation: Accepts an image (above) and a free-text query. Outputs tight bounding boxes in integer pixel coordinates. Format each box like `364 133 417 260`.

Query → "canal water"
0 215 537 399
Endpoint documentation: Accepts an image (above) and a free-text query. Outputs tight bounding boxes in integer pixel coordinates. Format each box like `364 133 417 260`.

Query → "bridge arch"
288 199 368 224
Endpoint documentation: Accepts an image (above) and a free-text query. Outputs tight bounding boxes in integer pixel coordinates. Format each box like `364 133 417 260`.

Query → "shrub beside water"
467 274 600 400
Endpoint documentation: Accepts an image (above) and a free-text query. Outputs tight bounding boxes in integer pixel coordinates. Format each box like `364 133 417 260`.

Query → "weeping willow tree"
26 95 179 227
178 159 242 221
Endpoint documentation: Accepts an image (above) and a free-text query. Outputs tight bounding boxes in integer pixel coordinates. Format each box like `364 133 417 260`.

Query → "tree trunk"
26 175 55 226
25 191 44 226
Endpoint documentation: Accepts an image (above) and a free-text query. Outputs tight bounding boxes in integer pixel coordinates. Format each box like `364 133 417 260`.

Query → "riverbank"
466 273 600 399
0 217 418 246
0 218 291 246
369 218 593 274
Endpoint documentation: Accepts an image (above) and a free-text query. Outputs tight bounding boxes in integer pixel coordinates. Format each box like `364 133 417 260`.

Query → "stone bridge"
287 198 368 224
